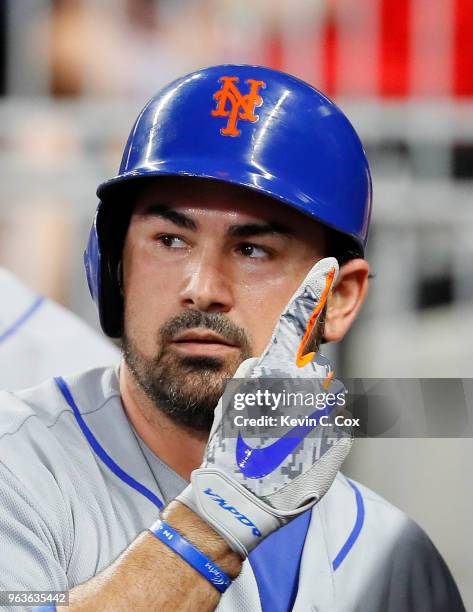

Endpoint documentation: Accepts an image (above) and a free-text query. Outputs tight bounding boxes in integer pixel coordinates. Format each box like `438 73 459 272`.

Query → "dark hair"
324 226 364 267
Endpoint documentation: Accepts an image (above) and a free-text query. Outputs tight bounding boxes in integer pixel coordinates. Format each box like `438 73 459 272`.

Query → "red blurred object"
379 0 410 96
454 0 473 96
321 9 338 97
266 26 283 72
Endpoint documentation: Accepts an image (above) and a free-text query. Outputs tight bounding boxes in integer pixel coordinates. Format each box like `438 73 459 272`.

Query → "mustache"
159 310 252 351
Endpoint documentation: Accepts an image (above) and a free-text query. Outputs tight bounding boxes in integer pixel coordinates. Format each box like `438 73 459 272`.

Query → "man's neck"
119 363 208 481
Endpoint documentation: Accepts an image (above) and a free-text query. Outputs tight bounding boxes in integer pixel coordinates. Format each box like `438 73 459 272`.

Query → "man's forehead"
132 176 315 230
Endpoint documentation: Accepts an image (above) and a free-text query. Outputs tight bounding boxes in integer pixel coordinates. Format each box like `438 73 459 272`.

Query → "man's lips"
171 330 238 355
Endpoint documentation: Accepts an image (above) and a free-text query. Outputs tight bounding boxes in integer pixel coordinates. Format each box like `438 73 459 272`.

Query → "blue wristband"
149 518 232 594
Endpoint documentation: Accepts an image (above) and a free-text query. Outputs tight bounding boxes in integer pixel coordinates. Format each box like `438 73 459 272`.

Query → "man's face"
121 177 325 432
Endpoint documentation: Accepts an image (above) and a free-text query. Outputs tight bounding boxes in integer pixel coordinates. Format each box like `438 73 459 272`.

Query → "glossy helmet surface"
84 64 372 337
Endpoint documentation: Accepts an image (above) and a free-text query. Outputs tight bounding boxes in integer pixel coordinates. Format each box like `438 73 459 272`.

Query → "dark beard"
122 310 253 433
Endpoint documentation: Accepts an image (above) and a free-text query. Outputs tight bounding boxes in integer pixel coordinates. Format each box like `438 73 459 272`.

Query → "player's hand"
177 257 353 558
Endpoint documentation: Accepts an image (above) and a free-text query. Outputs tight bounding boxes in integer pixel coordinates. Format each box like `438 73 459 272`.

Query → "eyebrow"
140 204 197 230
140 203 291 238
226 222 292 239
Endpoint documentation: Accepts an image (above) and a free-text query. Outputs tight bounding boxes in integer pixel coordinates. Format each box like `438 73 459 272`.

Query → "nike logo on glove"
236 402 338 479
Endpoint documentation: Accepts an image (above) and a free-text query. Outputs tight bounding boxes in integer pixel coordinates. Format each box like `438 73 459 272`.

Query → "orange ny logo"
211 76 266 137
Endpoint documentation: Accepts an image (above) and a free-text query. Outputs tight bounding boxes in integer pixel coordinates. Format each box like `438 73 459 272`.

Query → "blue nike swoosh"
236 402 338 479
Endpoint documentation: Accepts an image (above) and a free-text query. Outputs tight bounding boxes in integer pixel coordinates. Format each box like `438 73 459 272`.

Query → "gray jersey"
0 268 119 391
0 367 464 611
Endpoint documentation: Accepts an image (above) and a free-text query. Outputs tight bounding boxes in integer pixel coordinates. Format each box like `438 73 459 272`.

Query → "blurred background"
0 0 472 606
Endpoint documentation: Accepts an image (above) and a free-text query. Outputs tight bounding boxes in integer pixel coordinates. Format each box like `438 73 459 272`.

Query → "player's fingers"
256 257 339 370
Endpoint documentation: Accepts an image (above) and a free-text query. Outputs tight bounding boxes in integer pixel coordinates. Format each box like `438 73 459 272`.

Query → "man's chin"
142 355 230 433
177 354 226 372
122 334 249 433
161 356 229 405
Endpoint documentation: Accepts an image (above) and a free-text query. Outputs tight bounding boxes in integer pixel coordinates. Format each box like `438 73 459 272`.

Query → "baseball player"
0 266 119 390
0 65 464 612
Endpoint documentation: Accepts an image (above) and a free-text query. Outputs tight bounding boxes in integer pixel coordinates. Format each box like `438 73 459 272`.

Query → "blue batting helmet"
85 64 372 337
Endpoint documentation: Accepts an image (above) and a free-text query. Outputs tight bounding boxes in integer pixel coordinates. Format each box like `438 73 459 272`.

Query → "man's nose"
179 251 233 313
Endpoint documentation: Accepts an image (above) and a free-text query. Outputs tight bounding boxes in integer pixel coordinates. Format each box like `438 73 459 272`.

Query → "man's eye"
158 234 187 249
238 243 270 259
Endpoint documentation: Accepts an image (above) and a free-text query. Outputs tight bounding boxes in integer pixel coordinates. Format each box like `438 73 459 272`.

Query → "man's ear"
324 259 369 342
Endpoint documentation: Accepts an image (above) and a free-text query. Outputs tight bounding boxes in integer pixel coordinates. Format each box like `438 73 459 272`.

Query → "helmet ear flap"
84 200 129 338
